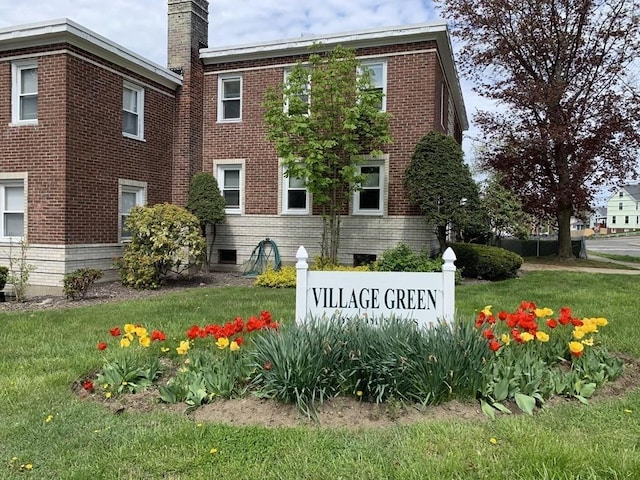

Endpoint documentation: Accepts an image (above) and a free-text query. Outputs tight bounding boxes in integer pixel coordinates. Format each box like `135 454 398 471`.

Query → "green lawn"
2 272 640 479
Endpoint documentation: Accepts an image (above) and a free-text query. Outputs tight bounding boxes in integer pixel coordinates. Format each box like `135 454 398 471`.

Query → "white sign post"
295 246 457 327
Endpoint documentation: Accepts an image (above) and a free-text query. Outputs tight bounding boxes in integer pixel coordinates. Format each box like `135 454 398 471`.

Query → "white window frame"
122 81 145 140
215 161 245 214
283 67 311 116
281 163 309 214
352 156 387 216
11 60 38 125
0 173 28 241
118 179 147 242
218 75 242 122
358 59 387 112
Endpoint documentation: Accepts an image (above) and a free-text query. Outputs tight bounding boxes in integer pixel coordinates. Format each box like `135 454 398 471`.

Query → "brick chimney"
167 0 209 205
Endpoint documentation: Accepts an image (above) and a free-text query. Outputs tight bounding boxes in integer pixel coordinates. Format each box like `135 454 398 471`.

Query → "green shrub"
63 268 103 300
373 243 441 272
116 203 205 289
450 243 522 280
254 266 297 288
255 263 370 288
0 266 8 290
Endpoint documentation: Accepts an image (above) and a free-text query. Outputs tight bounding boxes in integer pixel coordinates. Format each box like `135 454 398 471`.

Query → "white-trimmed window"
12 60 38 125
353 158 386 215
284 68 310 116
122 82 144 140
0 178 26 240
217 164 243 214
119 180 146 241
359 60 387 112
218 75 242 122
282 166 309 214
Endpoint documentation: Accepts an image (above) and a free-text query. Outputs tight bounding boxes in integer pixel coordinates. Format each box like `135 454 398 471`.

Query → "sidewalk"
520 255 640 275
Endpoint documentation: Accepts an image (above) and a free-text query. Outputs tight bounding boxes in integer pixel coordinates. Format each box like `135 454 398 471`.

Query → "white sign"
295 246 457 327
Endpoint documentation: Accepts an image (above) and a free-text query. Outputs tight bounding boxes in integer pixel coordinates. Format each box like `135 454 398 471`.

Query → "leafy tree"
117 203 205 289
186 172 226 270
404 131 481 252
434 0 640 258
480 174 532 245
264 45 391 263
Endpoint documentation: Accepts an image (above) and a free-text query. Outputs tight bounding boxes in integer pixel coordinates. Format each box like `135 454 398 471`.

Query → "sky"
0 0 488 171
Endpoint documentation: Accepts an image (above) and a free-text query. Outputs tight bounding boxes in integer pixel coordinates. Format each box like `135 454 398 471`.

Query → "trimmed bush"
63 268 103 300
373 243 442 272
450 243 523 280
254 266 297 288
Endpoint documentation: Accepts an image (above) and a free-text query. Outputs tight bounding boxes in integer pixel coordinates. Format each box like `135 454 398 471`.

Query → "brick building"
0 0 467 294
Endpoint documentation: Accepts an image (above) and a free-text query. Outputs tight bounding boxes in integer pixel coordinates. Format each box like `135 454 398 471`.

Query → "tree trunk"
436 225 447 253
557 207 573 259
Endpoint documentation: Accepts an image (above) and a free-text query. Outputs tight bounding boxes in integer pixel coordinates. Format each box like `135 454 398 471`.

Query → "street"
586 235 640 257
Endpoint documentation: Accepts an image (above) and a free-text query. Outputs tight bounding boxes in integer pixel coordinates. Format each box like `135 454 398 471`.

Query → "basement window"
354 254 376 267
218 249 237 264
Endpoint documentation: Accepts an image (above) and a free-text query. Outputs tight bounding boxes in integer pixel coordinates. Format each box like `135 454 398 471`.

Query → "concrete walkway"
520 254 640 275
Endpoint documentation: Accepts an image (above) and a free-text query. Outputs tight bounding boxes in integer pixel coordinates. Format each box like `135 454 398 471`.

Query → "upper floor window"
612 216 616 224
122 82 144 140
1 179 25 240
353 159 386 215
619 202 623 210
282 166 309 214
284 68 310 116
619 191 624 197
359 60 387 112
119 180 146 241
625 216 630 224
218 75 242 122
12 61 38 125
217 164 243 214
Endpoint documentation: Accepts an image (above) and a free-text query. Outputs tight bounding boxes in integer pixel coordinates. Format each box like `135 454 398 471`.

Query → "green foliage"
373 243 441 272
255 262 370 288
158 349 251 407
405 131 482 252
186 172 226 229
63 268 103 300
116 203 206 289
0 265 7 290
254 266 297 288
480 174 531 244
250 316 487 418
450 242 522 280
264 44 392 262
97 356 162 395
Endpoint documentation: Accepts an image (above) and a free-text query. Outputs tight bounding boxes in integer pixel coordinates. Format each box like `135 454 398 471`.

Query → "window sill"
122 133 146 142
352 211 384 216
9 120 38 127
281 211 310 216
217 119 242 124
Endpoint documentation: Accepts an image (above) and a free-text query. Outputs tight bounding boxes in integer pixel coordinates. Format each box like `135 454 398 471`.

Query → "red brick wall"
203 40 458 217
0 46 176 245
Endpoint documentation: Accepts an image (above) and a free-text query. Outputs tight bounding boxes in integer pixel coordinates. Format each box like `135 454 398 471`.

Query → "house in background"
0 0 468 294
606 185 640 233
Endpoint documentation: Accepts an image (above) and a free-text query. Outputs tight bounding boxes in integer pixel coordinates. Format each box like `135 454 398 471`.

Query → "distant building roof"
622 184 640 200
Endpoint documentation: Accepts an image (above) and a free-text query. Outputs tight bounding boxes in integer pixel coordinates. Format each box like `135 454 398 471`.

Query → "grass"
2 272 640 478
587 251 640 264
523 255 638 269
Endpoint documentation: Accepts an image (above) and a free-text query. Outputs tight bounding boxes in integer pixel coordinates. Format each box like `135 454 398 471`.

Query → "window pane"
361 166 380 188
121 191 137 214
123 111 138 135
224 170 240 188
5 186 24 211
288 176 305 189
123 88 137 112
20 96 37 120
121 215 132 237
359 189 380 210
223 100 240 119
365 64 383 88
223 79 240 99
4 213 24 237
21 68 37 94
288 190 306 209
224 190 240 208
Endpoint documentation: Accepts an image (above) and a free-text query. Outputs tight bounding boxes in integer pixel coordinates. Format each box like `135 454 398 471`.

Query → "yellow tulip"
481 305 492 316
135 326 148 338
216 337 230 350
520 332 534 343
230 341 240 352
535 331 550 342
124 324 136 334
176 340 190 355
572 329 585 340
120 337 131 348
139 336 151 348
500 333 511 346
595 317 608 327
569 341 584 356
